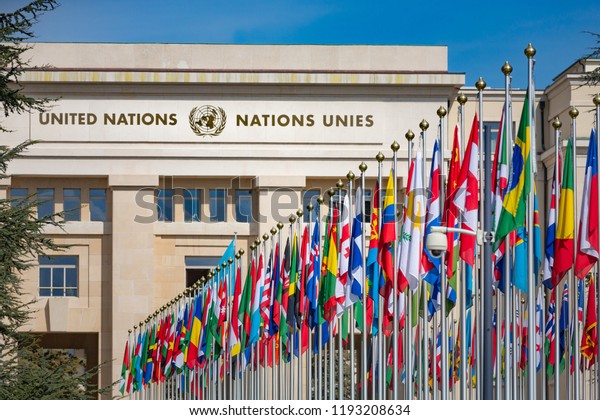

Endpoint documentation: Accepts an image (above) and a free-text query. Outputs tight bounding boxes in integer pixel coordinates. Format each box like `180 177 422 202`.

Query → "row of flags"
118 74 600 399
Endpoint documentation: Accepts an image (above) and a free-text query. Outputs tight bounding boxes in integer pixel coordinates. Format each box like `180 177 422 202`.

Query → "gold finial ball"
359 161 368 173
524 43 536 58
501 61 513 76
262 233 269 241
228 257 233 264
391 140 400 152
250 244 256 251
405 129 415 142
437 106 447 118
270 227 277 235
254 238 261 246
128 329 132 333
277 222 284 230
593 94 600 106
347 170 355 181
239 248 245 255
296 209 303 217
222 261 228 268
569 107 579 119
307 203 314 211
178 293 183 298
235 252 241 260
376 152 385 162
317 195 324 204
419 119 429 131
289 214 297 224
215 266 221 272
521 298 526 304
327 187 335 197
457 92 468 105
475 77 486 91
396 210 402 217
336 179 344 188
552 117 562 129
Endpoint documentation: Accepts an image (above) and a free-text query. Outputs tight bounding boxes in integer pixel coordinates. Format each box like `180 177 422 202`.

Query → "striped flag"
337 193 350 315
545 287 557 376
348 186 364 307
367 183 381 335
552 140 575 286
444 127 461 311
260 250 272 339
575 129 599 279
581 275 598 366
306 219 320 329
229 266 242 356
494 91 531 250
543 151 561 289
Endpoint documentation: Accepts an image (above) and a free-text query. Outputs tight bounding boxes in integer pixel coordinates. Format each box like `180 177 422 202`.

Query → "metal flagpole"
419 121 430 401
456 93 467 400
552 117 562 400
326 188 335 400
525 43 538 400
501 61 514 400
347 172 356 399
336 179 345 400
296 210 304 400
306 203 313 400
594 94 600 401
288 217 296 401
316 196 324 401
432 106 448 400
374 152 384 400
391 140 400 400
359 162 368 400
569 106 581 400
404 133 414 400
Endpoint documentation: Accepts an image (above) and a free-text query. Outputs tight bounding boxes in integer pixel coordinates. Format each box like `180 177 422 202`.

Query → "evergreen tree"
0 1 107 399
583 32 600 86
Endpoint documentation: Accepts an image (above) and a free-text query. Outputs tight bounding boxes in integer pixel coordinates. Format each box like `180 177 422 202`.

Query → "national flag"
454 115 479 266
492 108 510 288
379 170 396 285
366 183 381 335
320 207 339 324
260 250 272 338
399 149 426 292
239 261 254 354
348 186 364 308
494 91 531 250
543 151 561 289
163 312 176 379
229 265 242 356
552 140 575 286
287 233 299 333
279 237 291 359
512 188 542 294
337 193 350 315
559 281 569 369
422 140 442 319
269 244 280 338
575 129 599 279
298 225 310 326
119 340 130 395
578 278 584 323
250 253 264 345
306 219 320 329
444 127 461 311
536 287 543 372
545 288 557 376
581 275 598 366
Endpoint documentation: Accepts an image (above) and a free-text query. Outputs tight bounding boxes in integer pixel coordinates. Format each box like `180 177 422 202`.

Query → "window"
63 189 81 221
302 189 320 222
37 188 55 219
90 189 107 221
10 188 28 207
235 190 253 223
39 255 78 297
209 189 226 222
185 256 221 288
183 189 201 222
157 189 174 222
363 189 372 219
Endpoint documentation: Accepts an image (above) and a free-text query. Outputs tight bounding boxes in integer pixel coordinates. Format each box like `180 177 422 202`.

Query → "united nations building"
2 43 599 399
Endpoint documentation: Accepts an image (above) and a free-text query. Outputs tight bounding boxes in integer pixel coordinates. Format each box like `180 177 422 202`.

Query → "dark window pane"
157 189 174 222
52 268 64 288
302 190 320 222
235 190 252 223
364 189 372 219
210 189 226 222
37 188 54 219
40 268 51 287
65 289 78 297
183 189 201 222
39 255 77 265
90 189 107 221
10 188 28 207
64 189 81 221
40 288 51 297
52 289 64 297
66 268 77 287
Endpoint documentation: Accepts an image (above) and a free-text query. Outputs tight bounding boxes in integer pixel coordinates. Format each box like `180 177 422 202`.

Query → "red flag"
581 276 598 366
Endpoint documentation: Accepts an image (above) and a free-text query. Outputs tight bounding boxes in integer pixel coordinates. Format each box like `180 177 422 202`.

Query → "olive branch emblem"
189 106 227 137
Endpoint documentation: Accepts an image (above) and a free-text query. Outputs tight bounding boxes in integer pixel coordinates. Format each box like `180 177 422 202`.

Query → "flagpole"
346 172 356 399
316 196 324 401
335 179 345 400
287 217 296 400
375 152 384 399
404 132 414 400
437 105 447 401
552 117 562 400
389 140 400 400
359 162 368 400
594 94 600 401
567 106 581 399
419 120 430 400
326 187 336 400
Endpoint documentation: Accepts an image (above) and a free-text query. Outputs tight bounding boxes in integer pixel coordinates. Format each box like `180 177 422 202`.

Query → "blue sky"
3 0 599 89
